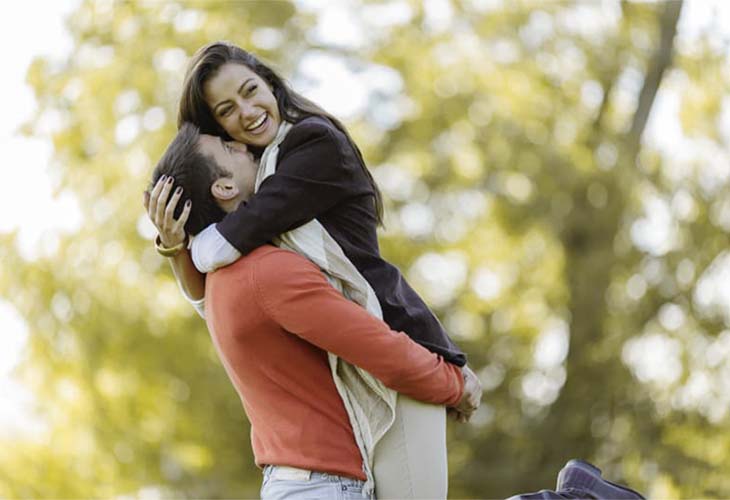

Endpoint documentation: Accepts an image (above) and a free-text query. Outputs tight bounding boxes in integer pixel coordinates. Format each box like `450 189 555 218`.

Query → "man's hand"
144 175 191 248
449 364 483 423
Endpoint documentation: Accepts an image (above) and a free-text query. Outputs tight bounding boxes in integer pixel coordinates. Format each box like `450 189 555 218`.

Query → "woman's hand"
144 175 191 247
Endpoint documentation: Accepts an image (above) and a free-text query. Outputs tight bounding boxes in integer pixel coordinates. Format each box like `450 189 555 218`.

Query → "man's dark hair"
150 123 230 235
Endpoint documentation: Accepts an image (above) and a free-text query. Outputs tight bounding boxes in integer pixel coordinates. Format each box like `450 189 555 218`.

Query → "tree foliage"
3 0 729 498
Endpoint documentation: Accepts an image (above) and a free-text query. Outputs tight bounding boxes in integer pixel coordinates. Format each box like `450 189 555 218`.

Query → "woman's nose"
235 100 258 120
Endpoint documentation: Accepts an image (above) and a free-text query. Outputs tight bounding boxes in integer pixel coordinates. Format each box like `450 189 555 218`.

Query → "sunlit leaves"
2 0 728 498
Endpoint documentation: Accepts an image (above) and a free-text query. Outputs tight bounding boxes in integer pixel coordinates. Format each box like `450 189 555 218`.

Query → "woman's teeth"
246 114 267 131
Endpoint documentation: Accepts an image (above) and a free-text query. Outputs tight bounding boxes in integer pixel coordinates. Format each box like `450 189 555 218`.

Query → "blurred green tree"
2 0 729 498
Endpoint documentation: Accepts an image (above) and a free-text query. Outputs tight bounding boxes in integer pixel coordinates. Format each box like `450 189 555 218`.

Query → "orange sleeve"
252 249 464 406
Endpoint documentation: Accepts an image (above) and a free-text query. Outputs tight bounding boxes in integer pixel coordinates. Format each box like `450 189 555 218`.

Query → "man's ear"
211 178 240 201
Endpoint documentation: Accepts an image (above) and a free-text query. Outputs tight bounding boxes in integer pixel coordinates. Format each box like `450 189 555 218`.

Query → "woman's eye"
220 107 232 117
246 84 258 95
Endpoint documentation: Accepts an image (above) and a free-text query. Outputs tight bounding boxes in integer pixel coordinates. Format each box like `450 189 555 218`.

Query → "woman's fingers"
146 175 189 247
155 176 175 227
147 175 166 219
164 186 183 230
173 200 192 234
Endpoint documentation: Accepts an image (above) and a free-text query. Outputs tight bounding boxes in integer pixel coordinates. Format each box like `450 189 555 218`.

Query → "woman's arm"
192 117 370 272
145 176 206 307
169 248 205 301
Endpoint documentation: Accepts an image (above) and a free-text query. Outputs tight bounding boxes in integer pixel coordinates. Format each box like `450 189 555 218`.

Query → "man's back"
205 245 364 479
205 245 463 480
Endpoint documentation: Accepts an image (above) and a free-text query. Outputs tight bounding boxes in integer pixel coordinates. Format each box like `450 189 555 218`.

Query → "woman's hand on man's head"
144 175 191 248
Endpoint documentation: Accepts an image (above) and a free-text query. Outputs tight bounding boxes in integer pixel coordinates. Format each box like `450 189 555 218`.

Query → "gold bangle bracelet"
155 235 186 257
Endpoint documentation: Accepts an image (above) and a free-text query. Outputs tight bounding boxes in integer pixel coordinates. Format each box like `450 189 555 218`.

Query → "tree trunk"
532 0 684 485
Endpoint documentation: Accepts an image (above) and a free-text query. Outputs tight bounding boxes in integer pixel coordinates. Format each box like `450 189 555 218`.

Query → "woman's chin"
245 136 269 148
246 129 277 148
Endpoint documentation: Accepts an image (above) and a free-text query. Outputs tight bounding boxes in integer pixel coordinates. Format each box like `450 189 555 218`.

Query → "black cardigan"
216 116 467 366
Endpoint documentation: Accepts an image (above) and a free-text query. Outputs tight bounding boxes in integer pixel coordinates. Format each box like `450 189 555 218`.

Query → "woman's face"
203 62 281 147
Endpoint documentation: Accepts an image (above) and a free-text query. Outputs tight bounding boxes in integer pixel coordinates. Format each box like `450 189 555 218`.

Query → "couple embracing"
145 41 645 500
146 40 480 500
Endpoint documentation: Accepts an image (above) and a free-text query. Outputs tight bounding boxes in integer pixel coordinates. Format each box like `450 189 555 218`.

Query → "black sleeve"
216 119 364 254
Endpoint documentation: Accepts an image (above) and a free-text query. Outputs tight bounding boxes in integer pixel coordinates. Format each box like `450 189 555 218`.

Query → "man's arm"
253 249 464 406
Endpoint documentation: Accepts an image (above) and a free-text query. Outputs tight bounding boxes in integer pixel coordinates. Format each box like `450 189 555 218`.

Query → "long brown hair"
178 41 384 225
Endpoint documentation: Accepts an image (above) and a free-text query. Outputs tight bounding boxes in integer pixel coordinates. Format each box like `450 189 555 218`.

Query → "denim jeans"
261 465 373 500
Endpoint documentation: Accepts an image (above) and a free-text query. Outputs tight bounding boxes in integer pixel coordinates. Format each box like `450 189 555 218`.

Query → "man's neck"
218 197 247 214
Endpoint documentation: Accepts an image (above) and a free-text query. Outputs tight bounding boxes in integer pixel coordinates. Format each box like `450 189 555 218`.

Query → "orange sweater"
204 245 464 481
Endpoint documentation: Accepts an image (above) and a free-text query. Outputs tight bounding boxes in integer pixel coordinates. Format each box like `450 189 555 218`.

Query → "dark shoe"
556 459 646 499
506 490 582 500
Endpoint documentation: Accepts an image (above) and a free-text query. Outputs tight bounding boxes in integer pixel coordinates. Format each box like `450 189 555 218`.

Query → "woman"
147 41 479 498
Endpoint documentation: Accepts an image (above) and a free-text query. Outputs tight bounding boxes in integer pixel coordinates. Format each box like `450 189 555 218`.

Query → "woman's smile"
245 112 267 132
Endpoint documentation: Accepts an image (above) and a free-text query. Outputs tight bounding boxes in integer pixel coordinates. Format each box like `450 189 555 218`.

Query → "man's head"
150 122 258 235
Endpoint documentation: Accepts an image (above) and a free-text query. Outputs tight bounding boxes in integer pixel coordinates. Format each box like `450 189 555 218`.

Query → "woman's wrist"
155 234 188 257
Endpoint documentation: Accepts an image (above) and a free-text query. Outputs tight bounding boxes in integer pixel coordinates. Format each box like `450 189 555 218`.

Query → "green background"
2 0 728 498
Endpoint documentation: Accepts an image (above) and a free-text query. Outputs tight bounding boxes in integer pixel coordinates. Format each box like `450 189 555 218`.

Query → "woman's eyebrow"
238 78 254 94
213 78 255 112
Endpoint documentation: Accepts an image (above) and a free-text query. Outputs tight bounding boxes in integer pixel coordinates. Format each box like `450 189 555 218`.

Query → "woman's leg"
372 396 447 499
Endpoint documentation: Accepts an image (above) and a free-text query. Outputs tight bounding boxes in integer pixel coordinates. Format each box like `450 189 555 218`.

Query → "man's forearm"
257 253 463 405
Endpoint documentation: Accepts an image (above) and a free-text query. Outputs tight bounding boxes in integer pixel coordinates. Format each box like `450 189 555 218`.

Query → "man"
146 123 480 499
145 124 644 500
